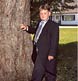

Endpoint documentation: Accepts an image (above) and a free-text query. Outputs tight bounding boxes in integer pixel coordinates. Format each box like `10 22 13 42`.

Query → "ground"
57 27 77 81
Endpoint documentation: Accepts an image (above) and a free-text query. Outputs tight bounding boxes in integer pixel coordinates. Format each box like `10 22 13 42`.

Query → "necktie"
34 21 44 43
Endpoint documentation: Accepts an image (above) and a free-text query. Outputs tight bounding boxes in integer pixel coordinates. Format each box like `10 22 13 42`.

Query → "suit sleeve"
25 26 36 34
49 23 59 57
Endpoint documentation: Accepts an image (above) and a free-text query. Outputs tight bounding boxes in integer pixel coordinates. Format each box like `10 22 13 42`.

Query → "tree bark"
0 0 33 81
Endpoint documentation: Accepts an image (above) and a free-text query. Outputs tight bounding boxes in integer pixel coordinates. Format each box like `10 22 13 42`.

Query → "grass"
57 27 77 81
59 27 77 44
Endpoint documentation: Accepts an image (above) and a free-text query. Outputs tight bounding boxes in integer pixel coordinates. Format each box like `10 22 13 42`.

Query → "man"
21 3 59 81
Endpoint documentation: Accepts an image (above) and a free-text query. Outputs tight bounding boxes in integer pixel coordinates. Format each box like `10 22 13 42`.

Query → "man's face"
39 9 51 21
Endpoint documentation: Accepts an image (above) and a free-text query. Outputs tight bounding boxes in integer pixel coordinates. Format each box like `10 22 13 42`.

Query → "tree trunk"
0 0 33 81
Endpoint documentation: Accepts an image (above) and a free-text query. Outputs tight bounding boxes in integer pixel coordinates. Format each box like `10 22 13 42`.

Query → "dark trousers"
31 53 57 81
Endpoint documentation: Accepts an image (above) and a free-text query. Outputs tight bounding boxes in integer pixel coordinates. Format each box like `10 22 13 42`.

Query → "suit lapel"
38 20 50 39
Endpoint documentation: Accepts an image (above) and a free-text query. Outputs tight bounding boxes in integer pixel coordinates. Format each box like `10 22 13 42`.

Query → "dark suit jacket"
26 19 59 63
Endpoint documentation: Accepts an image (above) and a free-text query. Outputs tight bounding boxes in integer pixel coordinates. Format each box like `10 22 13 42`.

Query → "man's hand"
20 24 28 31
48 55 54 61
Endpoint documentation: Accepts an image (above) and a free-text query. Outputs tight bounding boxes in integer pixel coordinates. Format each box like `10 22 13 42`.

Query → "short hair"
39 4 51 12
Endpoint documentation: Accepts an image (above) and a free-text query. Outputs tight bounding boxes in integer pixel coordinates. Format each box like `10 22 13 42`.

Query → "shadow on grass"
57 42 77 81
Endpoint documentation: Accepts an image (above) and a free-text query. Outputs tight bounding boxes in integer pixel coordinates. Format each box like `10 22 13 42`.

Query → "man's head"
39 4 51 21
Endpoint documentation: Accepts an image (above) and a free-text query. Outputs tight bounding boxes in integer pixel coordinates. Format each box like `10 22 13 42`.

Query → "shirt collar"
41 18 49 23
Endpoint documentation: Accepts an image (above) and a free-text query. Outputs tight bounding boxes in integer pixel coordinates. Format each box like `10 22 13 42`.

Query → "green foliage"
31 0 76 12
44 0 76 11
30 0 76 25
